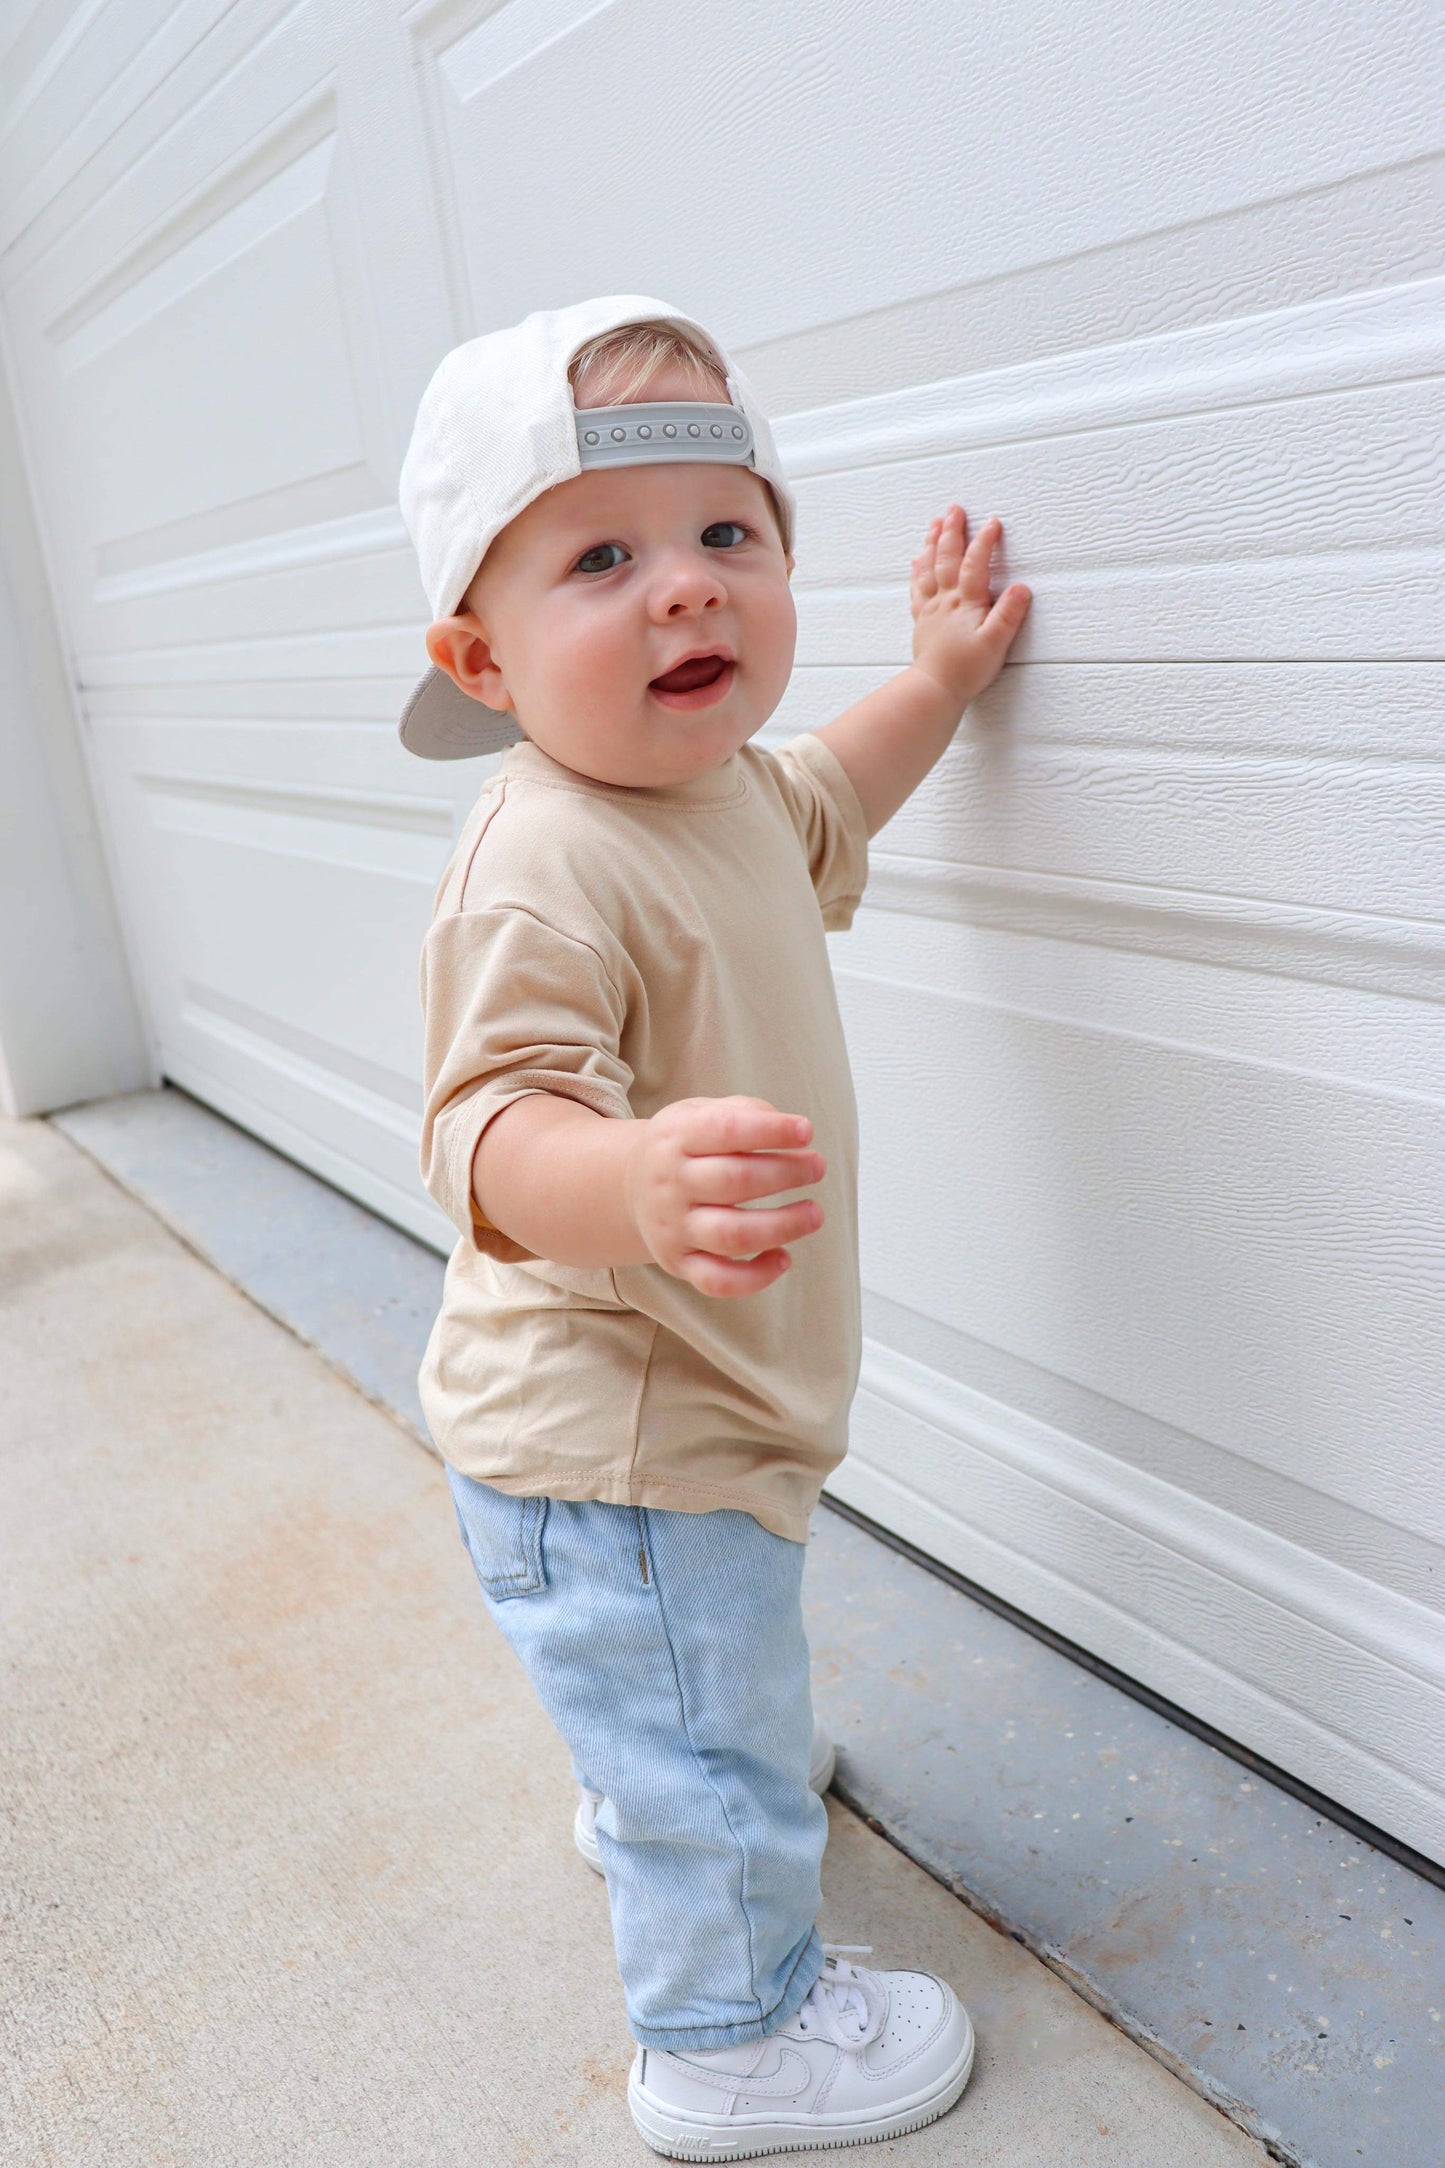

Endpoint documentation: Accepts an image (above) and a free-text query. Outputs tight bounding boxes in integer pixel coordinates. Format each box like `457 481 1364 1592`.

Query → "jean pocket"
449 1472 549 1602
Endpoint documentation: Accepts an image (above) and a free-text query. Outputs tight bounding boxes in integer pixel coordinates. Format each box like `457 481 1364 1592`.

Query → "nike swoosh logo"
667 2045 813 2098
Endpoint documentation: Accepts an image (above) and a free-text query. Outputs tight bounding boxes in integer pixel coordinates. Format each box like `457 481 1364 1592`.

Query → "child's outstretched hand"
910 505 1031 711
627 1096 825 1298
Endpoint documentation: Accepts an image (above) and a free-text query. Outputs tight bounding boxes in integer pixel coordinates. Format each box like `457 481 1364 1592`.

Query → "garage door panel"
4 14 400 662
842 969 1444 1530
794 547 1444 667
54 140 363 553
858 1283 1445 1612
834 900 1445 1105
84 522 419 656
83 723 456 1242
123 785 439 1065
880 745 1444 922
80 619 423 697
0 0 232 236
4 2 334 279
777 661 1445 763
0 0 299 264
782 279 1445 678
741 158 1445 414
83 711 468 802
432 0 1438 349
791 383 1441 589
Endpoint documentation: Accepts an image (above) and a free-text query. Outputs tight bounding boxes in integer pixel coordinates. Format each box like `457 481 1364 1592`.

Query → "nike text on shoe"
574 1715 837 1876
627 1948 975 2159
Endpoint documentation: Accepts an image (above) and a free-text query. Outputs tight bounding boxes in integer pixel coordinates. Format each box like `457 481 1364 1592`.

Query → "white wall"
0 335 149 1117
0 0 1440 1859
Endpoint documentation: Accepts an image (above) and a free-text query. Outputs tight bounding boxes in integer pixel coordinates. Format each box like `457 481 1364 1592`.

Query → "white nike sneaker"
574 1716 837 1875
628 1947 975 2159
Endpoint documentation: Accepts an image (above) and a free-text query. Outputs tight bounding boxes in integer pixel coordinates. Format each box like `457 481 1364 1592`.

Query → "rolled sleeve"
419 903 633 1248
766 732 870 930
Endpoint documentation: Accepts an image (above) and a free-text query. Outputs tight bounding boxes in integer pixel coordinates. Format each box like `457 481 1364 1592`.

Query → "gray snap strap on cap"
574 401 755 470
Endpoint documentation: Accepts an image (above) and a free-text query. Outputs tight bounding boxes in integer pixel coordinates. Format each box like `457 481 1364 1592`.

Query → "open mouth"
649 651 735 708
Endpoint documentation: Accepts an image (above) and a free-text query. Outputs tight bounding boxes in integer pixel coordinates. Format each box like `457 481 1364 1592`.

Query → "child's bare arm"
814 506 1031 838
473 1092 826 1298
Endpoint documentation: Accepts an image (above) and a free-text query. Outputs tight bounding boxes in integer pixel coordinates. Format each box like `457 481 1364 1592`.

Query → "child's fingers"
681 1246 794 1299
912 534 939 601
959 514 1003 600
687 1198 824 1259
981 582 1033 647
989 581 1033 624
934 504 966 587
676 1097 812 1157
687 1149 826 1205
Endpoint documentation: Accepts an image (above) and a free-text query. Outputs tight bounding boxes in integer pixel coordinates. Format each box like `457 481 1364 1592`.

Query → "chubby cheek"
509 598 636 758
745 572 798 712
525 597 643 738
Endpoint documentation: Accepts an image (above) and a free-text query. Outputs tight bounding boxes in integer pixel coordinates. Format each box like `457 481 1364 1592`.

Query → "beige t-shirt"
417 730 869 1543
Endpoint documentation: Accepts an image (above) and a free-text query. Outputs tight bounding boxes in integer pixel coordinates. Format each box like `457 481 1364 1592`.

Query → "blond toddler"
399 295 1030 2159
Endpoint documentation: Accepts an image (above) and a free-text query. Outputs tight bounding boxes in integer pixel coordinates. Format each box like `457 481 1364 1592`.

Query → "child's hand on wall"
815 503 1030 837
910 505 1031 712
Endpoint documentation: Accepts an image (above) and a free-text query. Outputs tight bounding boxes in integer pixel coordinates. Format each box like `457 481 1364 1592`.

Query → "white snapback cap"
397 294 796 760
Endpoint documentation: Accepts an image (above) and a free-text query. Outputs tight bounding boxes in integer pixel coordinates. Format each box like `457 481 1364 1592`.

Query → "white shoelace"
793 1947 888 2050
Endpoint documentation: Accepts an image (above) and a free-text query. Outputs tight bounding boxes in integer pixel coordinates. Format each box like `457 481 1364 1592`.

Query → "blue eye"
701 521 747 550
574 542 628 574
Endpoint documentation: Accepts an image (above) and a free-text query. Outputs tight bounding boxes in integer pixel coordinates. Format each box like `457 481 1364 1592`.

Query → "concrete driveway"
1 1116 1265 2166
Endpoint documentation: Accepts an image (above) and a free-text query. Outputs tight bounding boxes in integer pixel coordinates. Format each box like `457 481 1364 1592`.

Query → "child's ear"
425 613 512 712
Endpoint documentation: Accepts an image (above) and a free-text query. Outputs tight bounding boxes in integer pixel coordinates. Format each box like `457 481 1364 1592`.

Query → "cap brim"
399 664 523 760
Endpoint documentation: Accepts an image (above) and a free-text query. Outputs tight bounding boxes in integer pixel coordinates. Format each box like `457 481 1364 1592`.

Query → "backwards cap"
397 294 795 759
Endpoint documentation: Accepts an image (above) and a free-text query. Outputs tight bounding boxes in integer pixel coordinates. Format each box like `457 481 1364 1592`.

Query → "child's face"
428 372 796 789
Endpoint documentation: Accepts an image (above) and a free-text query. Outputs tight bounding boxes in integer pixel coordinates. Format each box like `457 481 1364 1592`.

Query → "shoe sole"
575 1741 837 1877
627 2024 975 2160
574 1798 605 1874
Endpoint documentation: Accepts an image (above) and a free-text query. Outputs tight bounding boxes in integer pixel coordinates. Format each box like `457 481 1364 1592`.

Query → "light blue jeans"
446 1470 829 2050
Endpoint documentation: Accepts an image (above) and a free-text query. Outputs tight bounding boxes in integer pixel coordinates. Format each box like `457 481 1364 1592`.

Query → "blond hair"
567 318 728 408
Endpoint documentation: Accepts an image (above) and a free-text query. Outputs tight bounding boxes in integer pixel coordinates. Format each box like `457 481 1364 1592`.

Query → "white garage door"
2 0 1441 1861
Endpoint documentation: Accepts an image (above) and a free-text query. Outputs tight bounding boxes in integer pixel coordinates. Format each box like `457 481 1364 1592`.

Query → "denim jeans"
446 1470 828 2050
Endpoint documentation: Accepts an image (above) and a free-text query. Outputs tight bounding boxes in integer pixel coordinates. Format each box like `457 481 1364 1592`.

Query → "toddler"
399 294 1030 2158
